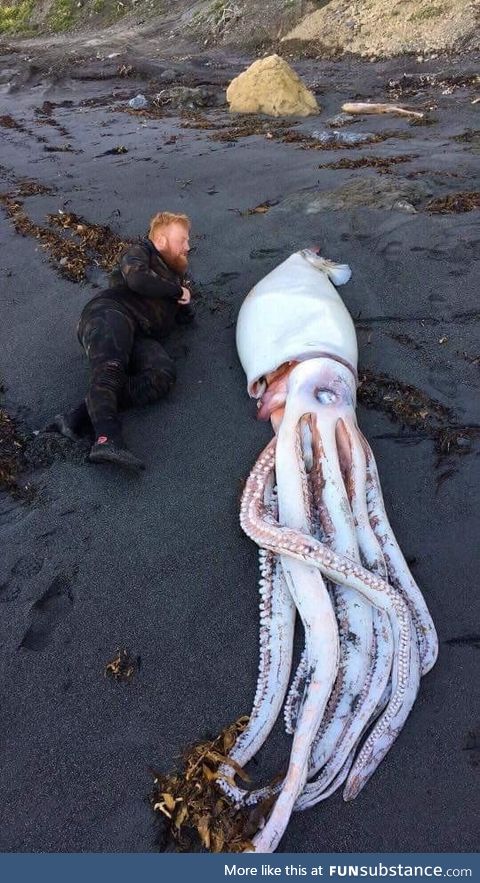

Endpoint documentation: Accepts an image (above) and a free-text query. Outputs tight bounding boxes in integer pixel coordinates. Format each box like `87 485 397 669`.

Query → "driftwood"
342 102 425 120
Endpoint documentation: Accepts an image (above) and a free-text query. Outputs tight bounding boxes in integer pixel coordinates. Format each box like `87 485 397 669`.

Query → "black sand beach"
1 47 479 852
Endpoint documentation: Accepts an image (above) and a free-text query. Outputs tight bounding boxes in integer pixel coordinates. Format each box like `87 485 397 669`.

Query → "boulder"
226 55 319 117
154 85 223 109
128 94 148 110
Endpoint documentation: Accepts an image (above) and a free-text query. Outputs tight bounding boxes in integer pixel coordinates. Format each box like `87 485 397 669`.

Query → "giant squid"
216 249 438 853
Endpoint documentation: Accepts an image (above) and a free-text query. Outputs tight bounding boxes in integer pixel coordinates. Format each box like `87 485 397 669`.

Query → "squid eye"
315 388 337 405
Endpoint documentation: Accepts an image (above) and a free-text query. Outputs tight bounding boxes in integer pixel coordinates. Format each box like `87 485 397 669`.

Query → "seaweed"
121 105 166 119
16 179 54 197
43 143 78 153
151 716 275 853
1 193 89 281
357 369 480 462
0 114 26 131
117 64 135 77
34 102 70 136
105 648 139 681
181 112 220 130
209 117 288 142
243 199 279 215
0 400 33 499
1 193 130 283
453 129 480 144
408 115 438 127
96 145 129 156
277 129 408 151
48 211 131 274
319 154 417 173
425 192 480 213
387 73 479 99
358 369 451 430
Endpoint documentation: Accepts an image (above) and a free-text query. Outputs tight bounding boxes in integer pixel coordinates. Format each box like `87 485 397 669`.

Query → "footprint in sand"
427 365 457 399
18 574 74 651
249 247 284 260
379 239 404 260
463 728 480 769
12 555 44 579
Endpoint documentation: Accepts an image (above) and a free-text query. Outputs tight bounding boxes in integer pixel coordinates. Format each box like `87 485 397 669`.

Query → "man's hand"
178 286 191 305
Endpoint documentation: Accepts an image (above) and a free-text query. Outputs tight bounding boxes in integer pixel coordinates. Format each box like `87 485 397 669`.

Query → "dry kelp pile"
0 114 26 132
48 211 129 272
34 102 70 138
121 105 166 120
276 128 406 150
209 117 289 142
425 192 480 213
105 648 139 682
1 193 90 281
16 179 54 197
0 113 50 145
319 154 417 173
0 404 28 497
181 112 220 130
358 369 451 430
180 114 407 151
0 389 35 500
151 716 275 853
0 192 130 283
453 129 480 146
358 369 480 460
387 73 479 99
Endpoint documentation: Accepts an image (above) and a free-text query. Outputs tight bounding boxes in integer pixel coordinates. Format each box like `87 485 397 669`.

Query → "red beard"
160 246 188 275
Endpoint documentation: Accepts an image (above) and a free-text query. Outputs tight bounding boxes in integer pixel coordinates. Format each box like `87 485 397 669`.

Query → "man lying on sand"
46 211 194 471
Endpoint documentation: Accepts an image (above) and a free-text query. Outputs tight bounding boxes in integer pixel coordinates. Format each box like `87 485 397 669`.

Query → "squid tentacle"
360 433 438 675
302 418 396 789
299 610 393 807
239 441 420 814
304 415 376 782
217 478 296 805
296 670 393 811
247 413 339 852
284 648 309 736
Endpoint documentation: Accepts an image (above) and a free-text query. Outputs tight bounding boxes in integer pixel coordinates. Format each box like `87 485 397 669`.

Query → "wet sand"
0 48 479 852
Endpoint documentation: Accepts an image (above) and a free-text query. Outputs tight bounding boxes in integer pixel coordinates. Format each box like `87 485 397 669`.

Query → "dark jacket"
80 238 194 341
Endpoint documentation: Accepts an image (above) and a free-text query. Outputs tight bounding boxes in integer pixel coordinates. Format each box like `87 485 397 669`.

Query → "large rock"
154 85 224 110
226 55 319 118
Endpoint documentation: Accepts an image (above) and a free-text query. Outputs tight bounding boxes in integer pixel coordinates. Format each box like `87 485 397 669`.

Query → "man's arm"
175 300 195 324
175 279 195 324
120 243 182 301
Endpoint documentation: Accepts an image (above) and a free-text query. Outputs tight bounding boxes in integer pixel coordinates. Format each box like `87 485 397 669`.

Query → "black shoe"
44 402 93 441
88 438 145 471
44 412 82 442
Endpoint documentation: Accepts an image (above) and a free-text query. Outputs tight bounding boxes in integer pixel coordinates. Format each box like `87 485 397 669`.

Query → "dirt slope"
1 0 479 57
282 0 480 58
0 0 309 46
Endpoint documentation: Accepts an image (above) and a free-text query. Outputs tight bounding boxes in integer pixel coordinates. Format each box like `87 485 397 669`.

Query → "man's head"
148 212 191 274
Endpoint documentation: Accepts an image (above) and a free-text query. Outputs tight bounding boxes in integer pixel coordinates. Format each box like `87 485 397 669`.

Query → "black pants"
78 305 176 442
